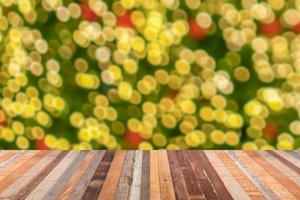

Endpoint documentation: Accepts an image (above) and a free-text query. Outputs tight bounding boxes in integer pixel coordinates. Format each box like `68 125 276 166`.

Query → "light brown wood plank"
157 151 176 200
98 151 126 200
150 151 161 200
56 151 98 200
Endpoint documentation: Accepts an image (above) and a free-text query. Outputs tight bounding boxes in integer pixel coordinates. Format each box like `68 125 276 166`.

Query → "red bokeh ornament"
36 139 49 150
81 3 98 21
260 19 282 37
292 22 300 33
123 131 144 149
117 11 133 28
263 121 278 141
188 20 207 40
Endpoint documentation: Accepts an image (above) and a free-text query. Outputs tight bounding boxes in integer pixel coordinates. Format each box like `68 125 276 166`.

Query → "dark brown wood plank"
81 151 115 200
167 151 190 200
175 150 205 200
188 151 220 200
190 151 233 200
140 151 150 200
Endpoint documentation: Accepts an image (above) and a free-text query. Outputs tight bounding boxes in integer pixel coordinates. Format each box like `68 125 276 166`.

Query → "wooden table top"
0 150 299 200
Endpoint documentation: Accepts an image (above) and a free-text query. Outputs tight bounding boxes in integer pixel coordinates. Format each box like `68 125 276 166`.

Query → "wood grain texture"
175 150 204 199
150 151 161 200
140 151 150 200
56 151 97 200
205 151 251 200
215 151 265 200
128 151 143 200
68 151 105 200
0 150 298 200
167 151 189 200
98 151 126 200
81 151 115 200
233 151 294 200
12 151 69 200
157 151 176 200
115 151 136 200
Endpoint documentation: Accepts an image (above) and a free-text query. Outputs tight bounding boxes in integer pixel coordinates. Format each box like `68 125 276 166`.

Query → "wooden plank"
0 151 47 193
259 151 300 187
205 151 250 200
150 151 161 200
175 150 204 199
40 151 88 200
0 150 299 200
25 151 83 199
140 151 150 200
286 151 300 161
0 151 60 198
157 151 176 200
215 151 265 200
98 151 126 200
80 151 115 200
268 151 300 175
11 151 69 200
187 151 221 200
279 151 300 167
0 151 29 172
233 151 295 200
227 151 279 200
129 151 143 200
115 151 136 200
167 151 190 200
68 151 105 200
246 151 300 198
56 151 98 200
0 152 17 166
191 151 233 200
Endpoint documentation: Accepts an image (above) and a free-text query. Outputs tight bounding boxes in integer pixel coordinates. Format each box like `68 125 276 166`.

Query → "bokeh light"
0 0 300 150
